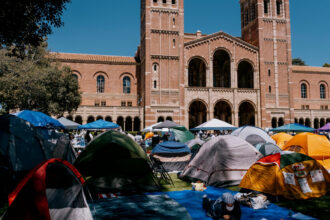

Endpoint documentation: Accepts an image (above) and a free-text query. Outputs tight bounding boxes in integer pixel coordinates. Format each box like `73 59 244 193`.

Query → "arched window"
271 117 277 128
87 116 95 123
188 58 206 87
301 83 307 98
163 0 166 3
96 115 103 120
105 116 112 122
173 39 176 48
154 80 157 89
97 75 105 93
264 0 269 14
237 61 254 89
320 84 326 99
72 74 78 81
75 115 82 125
157 116 164 122
276 0 282 15
268 69 271 76
173 18 176 27
153 63 159 73
123 76 131 94
153 0 157 2
278 117 284 126
172 0 176 4
166 116 173 121
269 86 271 93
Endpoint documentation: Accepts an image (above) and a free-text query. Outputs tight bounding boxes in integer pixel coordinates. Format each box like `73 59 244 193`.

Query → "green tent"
171 126 195 143
74 131 157 194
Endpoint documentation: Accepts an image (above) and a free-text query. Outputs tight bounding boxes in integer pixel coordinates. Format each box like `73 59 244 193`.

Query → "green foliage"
323 63 330 67
0 44 81 116
292 58 306 66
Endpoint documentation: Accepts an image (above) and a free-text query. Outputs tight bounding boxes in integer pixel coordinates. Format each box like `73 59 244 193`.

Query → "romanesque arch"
278 117 284 127
189 100 207 129
105 116 112 122
117 116 124 130
238 101 255 126
299 118 304 125
213 50 231 88
96 115 103 120
271 117 277 128
305 118 311 127
134 117 141 131
66 115 73 121
237 61 254 89
75 115 82 125
166 116 173 121
125 116 132 131
157 116 164 122
188 58 206 87
214 100 232 124
87 116 95 123
314 118 319 129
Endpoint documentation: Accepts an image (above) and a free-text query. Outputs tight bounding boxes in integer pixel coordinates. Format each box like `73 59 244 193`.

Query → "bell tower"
140 0 185 126
240 0 294 127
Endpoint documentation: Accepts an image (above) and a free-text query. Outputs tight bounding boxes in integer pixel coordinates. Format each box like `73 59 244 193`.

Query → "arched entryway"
213 50 231 88
299 118 304 125
117 116 124 130
188 58 206 87
238 101 255 126
305 118 311 127
87 116 95 123
271 117 277 128
214 101 232 124
166 116 173 121
314 118 319 129
96 115 103 120
105 116 112 122
134 117 140 131
157 116 164 122
189 100 207 129
75 115 82 124
278 117 284 127
66 115 73 121
237 61 254 88
125 116 132 131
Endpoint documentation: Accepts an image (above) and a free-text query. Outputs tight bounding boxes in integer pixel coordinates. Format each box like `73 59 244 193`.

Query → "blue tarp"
149 187 316 220
151 141 191 154
13 110 64 129
78 119 120 130
270 123 315 132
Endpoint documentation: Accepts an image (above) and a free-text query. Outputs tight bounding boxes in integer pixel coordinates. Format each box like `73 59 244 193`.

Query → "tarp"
58 117 80 130
141 122 162 132
2 159 93 220
78 119 120 130
317 122 330 131
270 123 315 132
74 130 157 194
171 126 195 143
13 110 64 129
271 132 293 149
151 141 191 154
255 142 282 156
153 120 181 129
231 126 276 146
282 132 330 170
240 152 330 200
191 118 236 131
181 135 263 187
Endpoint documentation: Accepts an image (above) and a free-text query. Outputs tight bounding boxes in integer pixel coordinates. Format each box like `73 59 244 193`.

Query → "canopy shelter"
181 135 263 187
240 152 330 200
282 132 330 171
255 142 282 156
58 117 80 130
171 126 195 143
271 132 293 149
141 122 162 132
153 120 181 129
317 123 330 132
13 110 64 129
190 118 236 131
231 126 276 146
270 123 315 133
78 119 120 130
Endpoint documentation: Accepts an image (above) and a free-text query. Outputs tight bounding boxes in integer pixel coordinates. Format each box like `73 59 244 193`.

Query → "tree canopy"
0 0 71 54
323 63 330 67
0 44 81 116
292 58 306 66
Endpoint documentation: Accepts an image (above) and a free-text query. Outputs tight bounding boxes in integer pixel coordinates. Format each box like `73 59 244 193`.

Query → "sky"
47 0 330 67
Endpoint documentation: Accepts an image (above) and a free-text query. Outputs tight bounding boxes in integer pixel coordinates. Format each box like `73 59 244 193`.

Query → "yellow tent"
271 132 292 149
240 152 330 200
282 132 330 170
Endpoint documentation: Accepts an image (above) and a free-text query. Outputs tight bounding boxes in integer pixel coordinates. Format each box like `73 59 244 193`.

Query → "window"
269 86 271 93
153 0 157 2
95 100 100 107
320 84 326 99
301 83 307 98
326 106 329 110
173 18 176 27
121 101 126 107
264 0 269 14
97 75 105 93
123 76 131 94
72 74 78 81
163 0 166 4
268 69 271 76
153 63 159 73
276 0 282 15
244 9 249 25
301 105 305 110
101 101 106 106
154 80 157 88
306 105 309 110
173 39 176 48
127 102 132 107
172 0 176 4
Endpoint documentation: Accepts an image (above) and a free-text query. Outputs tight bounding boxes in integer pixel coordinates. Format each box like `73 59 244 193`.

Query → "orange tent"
282 132 330 170
271 132 292 149
144 132 154 140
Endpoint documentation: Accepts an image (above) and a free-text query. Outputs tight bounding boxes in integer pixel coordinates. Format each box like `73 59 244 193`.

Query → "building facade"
54 0 330 131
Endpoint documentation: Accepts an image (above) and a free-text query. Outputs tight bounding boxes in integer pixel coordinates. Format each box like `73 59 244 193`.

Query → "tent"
240 151 330 200
13 110 64 129
270 123 315 133
78 119 120 130
151 141 191 172
185 138 205 159
190 118 236 131
271 132 293 149
181 135 263 187
317 123 330 132
231 126 276 146
282 132 330 171
74 130 157 194
141 122 162 132
171 126 195 143
58 117 80 130
255 143 282 156
2 159 93 220
153 120 181 129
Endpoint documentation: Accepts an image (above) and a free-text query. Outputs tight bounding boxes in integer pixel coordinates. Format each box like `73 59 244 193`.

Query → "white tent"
191 118 236 131
141 122 162 132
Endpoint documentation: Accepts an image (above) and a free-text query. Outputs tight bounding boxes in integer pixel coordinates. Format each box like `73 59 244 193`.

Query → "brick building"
53 0 330 131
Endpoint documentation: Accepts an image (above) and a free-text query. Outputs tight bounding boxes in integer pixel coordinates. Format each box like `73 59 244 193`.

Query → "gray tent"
58 117 80 130
231 126 275 146
153 120 180 129
181 135 263 187
255 142 282 156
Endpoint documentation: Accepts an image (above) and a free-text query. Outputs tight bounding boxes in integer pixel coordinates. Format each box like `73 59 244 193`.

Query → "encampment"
181 135 263 187
240 151 330 200
74 130 157 194
282 132 330 171
255 142 282 156
2 158 93 220
271 132 293 149
231 126 275 146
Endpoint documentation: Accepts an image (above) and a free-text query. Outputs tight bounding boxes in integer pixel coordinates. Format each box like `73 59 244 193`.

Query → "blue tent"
13 110 64 129
151 141 191 154
78 119 120 130
270 123 315 132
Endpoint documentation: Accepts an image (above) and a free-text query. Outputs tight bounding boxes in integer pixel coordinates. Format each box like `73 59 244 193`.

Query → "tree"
0 0 71 55
292 58 306 66
0 44 81 116
323 63 330 67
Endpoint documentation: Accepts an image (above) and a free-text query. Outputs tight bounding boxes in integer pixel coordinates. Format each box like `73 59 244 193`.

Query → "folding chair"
149 155 174 186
